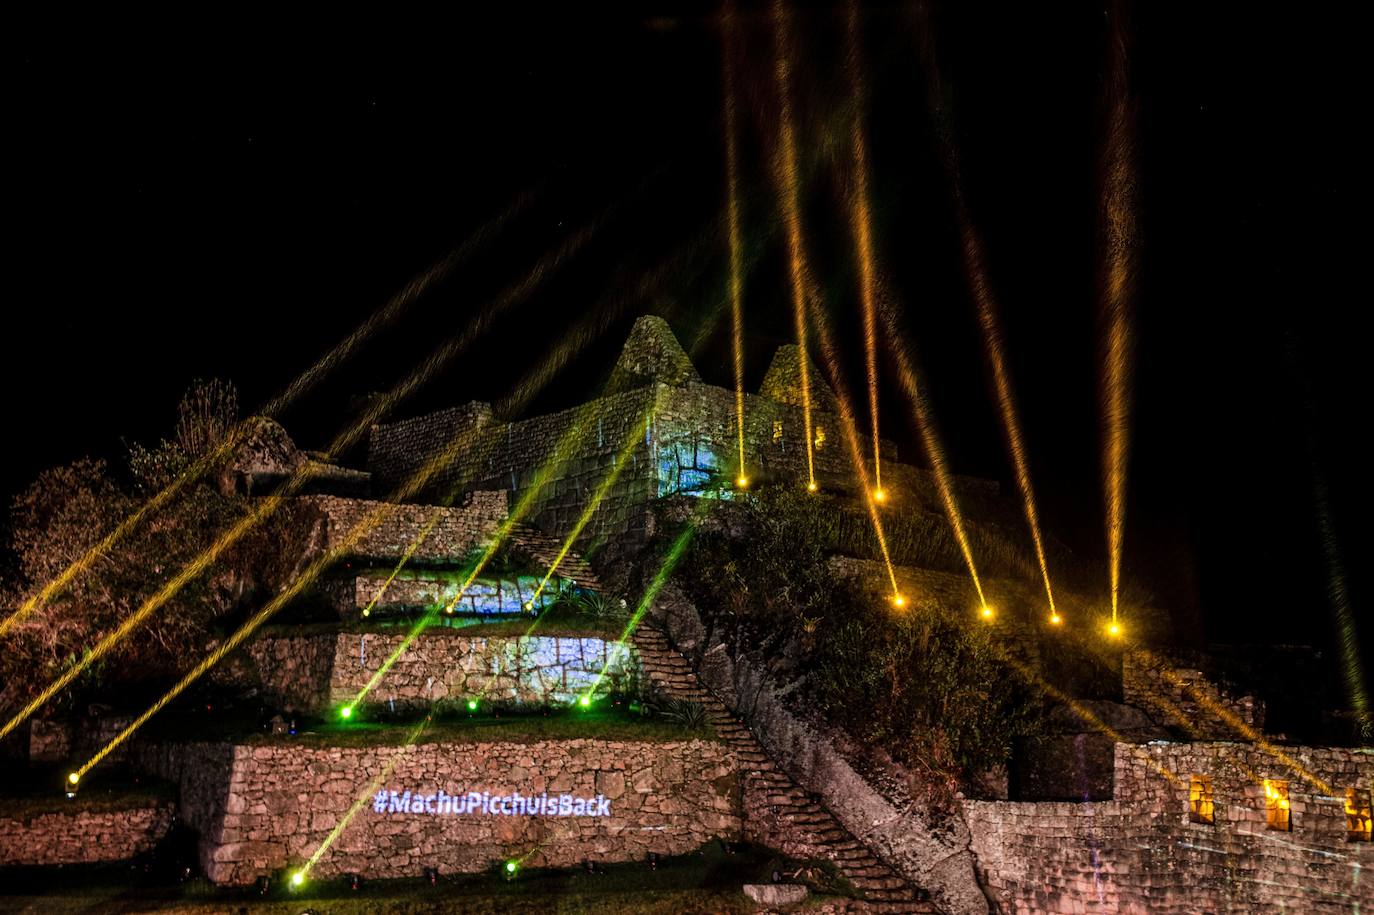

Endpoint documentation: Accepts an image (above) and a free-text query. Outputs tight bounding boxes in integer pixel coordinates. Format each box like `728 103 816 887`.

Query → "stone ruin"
4 315 1370 914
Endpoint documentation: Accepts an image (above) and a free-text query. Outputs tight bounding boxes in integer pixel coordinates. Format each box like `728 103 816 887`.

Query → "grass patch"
0 840 844 913
139 702 719 748
0 764 175 822
257 607 620 640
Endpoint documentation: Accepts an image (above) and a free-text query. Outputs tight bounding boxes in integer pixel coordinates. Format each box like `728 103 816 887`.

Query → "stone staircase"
632 625 937 914
507 523 603 593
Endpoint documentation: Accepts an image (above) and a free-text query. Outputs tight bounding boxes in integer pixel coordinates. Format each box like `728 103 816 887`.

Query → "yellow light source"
291 871 305 888
736 476 749 489
1049 613 1062 625
807 481 818 493
1107 621 1122 638
892 594 906 609
67 772 79 786
980 605 994 621
872 488 886 503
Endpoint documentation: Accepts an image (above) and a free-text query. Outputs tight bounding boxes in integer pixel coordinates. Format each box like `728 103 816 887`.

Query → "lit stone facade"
963 742 1374 913
234 630 641 713
135 737 741 885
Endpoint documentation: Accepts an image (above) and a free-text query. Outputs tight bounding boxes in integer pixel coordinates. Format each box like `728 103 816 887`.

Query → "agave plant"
659 697 709 730
575 589 613 618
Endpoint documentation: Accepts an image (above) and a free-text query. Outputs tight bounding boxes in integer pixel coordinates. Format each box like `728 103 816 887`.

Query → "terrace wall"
963 742 1374 914
233 631 641 713
0 800 175 866
295 492 509 564
138 738 740 885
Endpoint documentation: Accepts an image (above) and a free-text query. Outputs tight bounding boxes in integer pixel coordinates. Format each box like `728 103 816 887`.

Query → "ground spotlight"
980 605 995 622
504 860 519 879
891 594 906 609
290 871 305 889
736 476 749 489
1049 613 1063 626
807 481 818 493
340 706 353 720
466 699 478 712
1107 621 1123 638
872 488 887 503
578 695 592 709
67 772 79 786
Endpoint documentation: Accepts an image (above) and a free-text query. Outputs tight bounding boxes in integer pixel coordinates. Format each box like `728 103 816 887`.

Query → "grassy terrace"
0 841 852 913
138 701 719 749
258 608 622 640
0 764 176 821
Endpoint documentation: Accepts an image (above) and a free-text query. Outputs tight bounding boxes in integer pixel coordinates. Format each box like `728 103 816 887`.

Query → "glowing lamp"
736 476 749 489
504 860 518 875
340 706 353 720
290 871 305 888
807 481 818 493
67 772 80 786
980 605 995 621
361 608 371 618
466 699 478 712
578 695 592 708
1049 613 1062 625
872 488 887 503
1107 622 1122 638
444 604 455 615
891 594 907 609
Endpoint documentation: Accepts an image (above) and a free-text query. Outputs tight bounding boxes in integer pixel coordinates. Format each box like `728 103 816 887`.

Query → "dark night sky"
6 4 1369 659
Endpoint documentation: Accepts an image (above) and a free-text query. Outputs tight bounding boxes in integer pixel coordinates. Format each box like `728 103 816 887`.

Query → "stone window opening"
1189 775 1215 825
1263 779 1290 831
1347 788 1372 842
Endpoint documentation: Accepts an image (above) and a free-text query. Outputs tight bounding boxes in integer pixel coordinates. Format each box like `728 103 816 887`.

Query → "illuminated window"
814 426 827 450
1347 788 1372 842
1263 779 1290 831
1188 775 1214 825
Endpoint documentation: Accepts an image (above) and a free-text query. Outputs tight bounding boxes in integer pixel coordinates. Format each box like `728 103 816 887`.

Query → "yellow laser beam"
722 0 749 489
843 0 884 500
875 297 988 608
299 714 434 880
912 5 1061 625
5 217 609 739
0 191 536 641
801 282 900 601
1100 0 1138 626
768 0 816 491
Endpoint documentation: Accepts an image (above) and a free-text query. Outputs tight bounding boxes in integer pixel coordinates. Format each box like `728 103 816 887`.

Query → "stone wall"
1123 650 1266 737
138 737 740 885
295 491 508 564
238 630 641 713
964 742 1374 913
0 799 175 866
649 583 990 915
370 387 660 547
329 571 563 617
